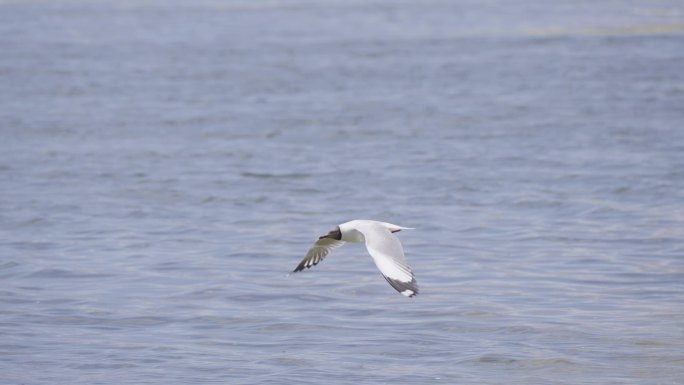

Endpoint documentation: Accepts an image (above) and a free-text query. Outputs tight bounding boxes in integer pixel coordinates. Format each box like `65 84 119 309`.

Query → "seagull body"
293 220 418 297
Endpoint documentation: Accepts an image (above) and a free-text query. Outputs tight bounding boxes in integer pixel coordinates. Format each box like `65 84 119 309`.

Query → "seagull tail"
385 224 415 233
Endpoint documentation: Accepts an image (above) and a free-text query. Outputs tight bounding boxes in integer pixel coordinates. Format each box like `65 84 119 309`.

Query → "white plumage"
293 220 418 297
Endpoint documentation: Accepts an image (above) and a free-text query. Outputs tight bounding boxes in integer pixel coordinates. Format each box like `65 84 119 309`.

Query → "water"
1 1 684 384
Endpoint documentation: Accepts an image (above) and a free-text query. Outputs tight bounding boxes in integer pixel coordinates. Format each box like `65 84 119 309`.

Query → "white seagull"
293 220 419 297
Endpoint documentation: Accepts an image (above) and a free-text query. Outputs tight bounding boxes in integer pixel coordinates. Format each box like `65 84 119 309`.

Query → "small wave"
0 261 20 270
476 354 578 367
25 268 113 279
241 171 311 179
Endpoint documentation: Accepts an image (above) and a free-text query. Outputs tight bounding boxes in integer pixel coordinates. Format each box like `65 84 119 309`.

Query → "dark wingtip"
292 264 305 273
293 260 318 273
383 276 419 297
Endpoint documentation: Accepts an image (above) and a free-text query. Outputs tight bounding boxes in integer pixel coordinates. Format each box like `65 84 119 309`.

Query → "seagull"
292 220 419 297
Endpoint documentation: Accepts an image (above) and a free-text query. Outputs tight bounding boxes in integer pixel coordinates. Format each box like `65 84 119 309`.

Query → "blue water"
1 1 684 384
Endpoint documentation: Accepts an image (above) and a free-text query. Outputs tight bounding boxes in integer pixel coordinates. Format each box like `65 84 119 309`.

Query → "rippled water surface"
2 1 684 384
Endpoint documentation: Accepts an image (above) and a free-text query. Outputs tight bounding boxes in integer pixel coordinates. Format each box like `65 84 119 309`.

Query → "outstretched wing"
356 223 418 297
293 238 346 272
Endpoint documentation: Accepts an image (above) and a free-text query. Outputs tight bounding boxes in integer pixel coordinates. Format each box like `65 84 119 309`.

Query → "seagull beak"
318 234 329 240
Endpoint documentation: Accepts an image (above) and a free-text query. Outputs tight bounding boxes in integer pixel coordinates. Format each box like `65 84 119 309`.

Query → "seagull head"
319 226 342 240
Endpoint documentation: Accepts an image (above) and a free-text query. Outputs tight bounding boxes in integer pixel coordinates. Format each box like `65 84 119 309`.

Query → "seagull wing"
356 223 418 297
293 238 346 272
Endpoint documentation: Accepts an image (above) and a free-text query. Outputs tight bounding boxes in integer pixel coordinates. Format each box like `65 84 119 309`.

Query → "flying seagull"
292 220 419 297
